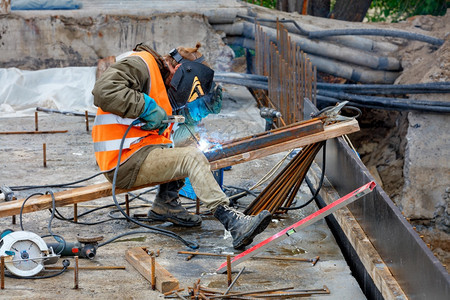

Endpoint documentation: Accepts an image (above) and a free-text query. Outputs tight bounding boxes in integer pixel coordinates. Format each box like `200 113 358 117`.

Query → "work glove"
139 94 168 134
184 84 223 123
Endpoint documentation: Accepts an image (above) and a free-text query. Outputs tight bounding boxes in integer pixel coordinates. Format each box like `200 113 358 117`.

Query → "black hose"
237 14 444 46
214 72 450 95
316 94 450 113
308 28 444 46
319 90 450 107
237 14 310 35
317 81 450 94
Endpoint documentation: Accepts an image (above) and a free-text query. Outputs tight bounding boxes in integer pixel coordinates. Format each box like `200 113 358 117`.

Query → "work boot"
148 180 202 227
214 205 272 249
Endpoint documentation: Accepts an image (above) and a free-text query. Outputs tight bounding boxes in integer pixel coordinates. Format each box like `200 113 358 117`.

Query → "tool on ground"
46 236 103 259
0 185 14 202
260 107 282 131
217 181 376 273
0 230 59 277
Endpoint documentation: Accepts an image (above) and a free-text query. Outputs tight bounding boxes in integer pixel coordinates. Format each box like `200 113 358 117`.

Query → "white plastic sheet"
11 0 82 10
0 67 97 118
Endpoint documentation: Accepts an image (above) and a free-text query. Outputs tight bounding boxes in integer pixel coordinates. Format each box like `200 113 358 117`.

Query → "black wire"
278 142 327 211
19 192 44 231
109 123 198 249
5 259 70 279
10 171 107 191
48 187 158 225
98 229 172 248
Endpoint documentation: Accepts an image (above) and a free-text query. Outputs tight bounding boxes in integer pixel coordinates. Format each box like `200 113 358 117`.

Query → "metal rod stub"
74 256 79 289
85 111 89 132
151 256 156 290
43 143 47 168
35 111 39 131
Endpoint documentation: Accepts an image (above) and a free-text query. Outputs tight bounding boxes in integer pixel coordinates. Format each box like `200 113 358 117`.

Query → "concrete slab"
0 84 366 299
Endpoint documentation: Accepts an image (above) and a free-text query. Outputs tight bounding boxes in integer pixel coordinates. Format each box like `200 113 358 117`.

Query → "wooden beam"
125 247 179 294
210 119 359 170
204 119 324 162
0 120 359 218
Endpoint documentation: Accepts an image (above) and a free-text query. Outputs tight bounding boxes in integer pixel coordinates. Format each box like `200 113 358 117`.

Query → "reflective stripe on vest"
92 51 173 171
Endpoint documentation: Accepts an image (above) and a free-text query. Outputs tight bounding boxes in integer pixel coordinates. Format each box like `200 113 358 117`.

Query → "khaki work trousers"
133 146 229 211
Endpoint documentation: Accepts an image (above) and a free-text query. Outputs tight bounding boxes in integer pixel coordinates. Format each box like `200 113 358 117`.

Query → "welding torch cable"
110 122 199 249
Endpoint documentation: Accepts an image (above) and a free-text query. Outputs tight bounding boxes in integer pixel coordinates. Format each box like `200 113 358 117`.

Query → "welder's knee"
182 147 210 170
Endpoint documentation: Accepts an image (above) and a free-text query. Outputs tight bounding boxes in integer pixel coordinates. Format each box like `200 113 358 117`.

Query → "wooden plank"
0 119 359 218
0 180 174 218
210 119 359 170
125 247 179 293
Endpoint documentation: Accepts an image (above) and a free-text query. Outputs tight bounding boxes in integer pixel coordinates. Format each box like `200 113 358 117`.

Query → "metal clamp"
312 101 360 125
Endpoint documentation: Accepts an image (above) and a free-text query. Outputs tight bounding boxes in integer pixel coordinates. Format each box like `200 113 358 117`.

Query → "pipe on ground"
217 21 401 72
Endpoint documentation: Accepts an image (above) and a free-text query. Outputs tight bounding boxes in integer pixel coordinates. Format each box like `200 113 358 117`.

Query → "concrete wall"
0 11 234 71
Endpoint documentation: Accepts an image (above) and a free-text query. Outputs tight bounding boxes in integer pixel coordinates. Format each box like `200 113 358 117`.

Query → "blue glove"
185 84 223 123
139 94 168 134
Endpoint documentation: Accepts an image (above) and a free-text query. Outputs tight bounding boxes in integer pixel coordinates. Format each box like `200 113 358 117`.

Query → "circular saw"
0 230 59 277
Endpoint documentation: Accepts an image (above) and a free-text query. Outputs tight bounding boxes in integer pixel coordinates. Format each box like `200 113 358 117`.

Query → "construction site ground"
0 85 366 299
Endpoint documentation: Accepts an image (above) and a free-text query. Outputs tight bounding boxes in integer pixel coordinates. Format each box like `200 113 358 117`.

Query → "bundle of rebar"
244 142 324 216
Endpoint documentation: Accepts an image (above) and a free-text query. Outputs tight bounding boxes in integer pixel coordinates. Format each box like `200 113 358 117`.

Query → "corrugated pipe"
308 29 444 46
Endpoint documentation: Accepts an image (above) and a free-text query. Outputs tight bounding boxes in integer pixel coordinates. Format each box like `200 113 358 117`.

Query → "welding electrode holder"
162 115 185 124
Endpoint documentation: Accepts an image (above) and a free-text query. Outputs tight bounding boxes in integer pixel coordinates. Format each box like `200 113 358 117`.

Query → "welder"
91 42 272 249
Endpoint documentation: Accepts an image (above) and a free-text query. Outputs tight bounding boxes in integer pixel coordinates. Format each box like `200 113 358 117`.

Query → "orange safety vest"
92 51 173 171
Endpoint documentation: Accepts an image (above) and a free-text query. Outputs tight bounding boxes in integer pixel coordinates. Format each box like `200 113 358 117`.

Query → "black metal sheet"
305 100 450 299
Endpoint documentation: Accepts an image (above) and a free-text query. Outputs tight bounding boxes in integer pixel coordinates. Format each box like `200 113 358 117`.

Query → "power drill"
260 107 282 131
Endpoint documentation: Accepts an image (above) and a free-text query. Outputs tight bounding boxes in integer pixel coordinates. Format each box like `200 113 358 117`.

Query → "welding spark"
197 139 211 152
197 138 223 154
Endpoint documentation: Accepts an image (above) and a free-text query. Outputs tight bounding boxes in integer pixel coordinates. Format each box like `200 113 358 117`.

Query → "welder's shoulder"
92 56 149 97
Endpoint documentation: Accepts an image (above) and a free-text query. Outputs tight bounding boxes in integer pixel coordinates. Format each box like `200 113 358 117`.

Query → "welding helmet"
167 60 215 111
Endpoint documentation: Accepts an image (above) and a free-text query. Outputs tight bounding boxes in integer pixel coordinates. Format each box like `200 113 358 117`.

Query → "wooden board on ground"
125 247 179 293
0 119 359 218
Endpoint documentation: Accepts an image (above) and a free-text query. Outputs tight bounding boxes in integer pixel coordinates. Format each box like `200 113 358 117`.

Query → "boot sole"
233 211 272 250
147 210 202 227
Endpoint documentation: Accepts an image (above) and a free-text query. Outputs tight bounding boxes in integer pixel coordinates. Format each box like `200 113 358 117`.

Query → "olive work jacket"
92 46 169 189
